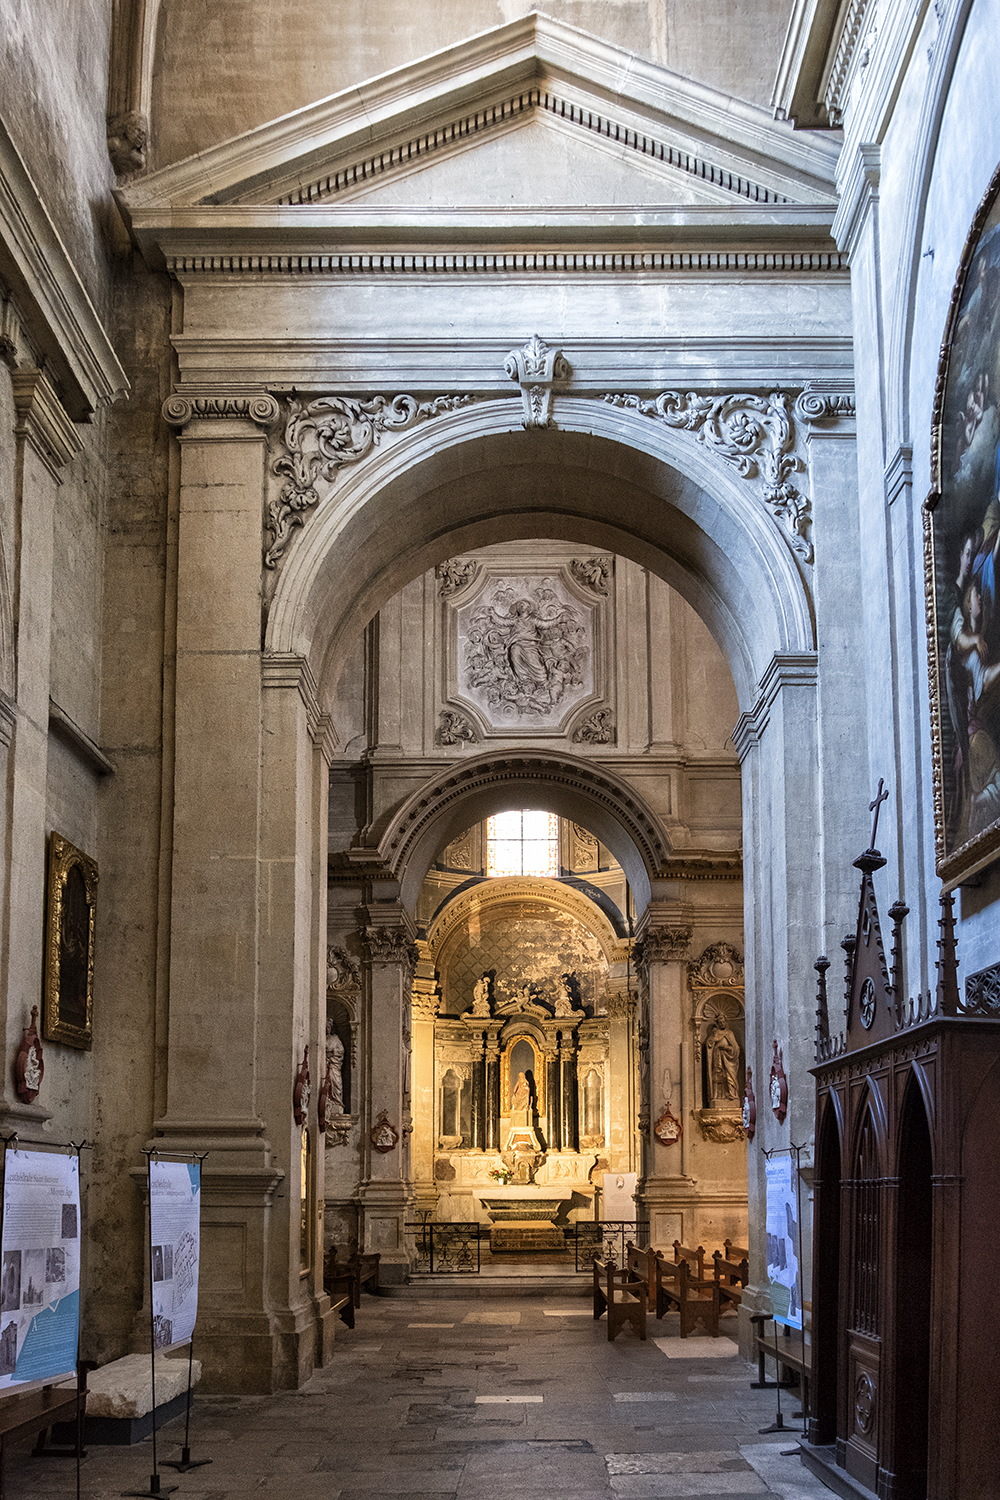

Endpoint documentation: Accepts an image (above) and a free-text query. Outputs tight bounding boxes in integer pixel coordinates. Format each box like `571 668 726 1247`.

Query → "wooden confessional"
801 837 1000 1500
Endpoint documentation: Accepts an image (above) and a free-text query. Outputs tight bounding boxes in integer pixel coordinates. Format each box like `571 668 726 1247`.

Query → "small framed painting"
43 833 97 1048
928 161 1000 885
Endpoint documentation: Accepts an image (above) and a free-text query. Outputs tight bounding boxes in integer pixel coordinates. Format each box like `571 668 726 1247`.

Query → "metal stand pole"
160 1341 211 1473
122 1153 176 1498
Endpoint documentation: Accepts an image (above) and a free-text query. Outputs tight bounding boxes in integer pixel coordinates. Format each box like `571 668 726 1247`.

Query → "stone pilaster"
605 981 638 1173
152 393 323 1393
410 941 440 1212
0 371 81 1133
359 913 417 1279
635 914 697 1245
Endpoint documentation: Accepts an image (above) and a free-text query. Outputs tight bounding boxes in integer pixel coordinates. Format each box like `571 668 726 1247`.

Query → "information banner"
0 1146 80 1389
764 1154 802 1330
148 1160 200 1351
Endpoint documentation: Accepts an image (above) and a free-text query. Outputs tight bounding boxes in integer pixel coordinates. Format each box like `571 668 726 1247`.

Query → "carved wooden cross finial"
868 778 889 849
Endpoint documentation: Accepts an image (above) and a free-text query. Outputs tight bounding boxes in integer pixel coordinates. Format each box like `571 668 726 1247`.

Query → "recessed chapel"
2 0 1000 1495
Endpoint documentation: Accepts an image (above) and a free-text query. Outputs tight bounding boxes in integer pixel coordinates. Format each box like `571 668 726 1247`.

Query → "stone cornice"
11 370 83 477
48 698 115 777
120 14 839 213
0 120 128 420
731 650 818 760
128 206 845 276
261 653 339 760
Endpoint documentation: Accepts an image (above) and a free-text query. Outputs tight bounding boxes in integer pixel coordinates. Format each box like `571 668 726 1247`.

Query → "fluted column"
485 1039 500 1152
560 1034 579 1152
545 1050 561 1154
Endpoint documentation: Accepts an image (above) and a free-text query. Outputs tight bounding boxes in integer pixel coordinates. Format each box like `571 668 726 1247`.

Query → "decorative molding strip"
261 652 339 759
570 556 612 595
166 251 848 276
732 650 819 761
162 393 280 427
436 710 478 746
0 120 128 420
504 335 569 428
822 0 875 126
436 560 480 597
276 87 792 210
602 389 811 562
267 392 476 570
48 698 115 777
573 709 615 745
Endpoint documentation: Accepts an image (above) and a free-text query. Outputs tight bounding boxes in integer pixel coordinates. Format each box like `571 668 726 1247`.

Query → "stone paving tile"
1 1290 810 1500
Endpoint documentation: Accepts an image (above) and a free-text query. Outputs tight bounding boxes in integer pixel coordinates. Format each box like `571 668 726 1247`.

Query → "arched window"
486 809 558 877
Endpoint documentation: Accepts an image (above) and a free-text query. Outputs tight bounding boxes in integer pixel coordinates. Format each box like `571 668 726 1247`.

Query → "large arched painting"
929 162 1000 885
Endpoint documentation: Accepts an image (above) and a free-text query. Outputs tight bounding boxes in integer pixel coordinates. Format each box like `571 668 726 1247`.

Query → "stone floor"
4 1292 832 1500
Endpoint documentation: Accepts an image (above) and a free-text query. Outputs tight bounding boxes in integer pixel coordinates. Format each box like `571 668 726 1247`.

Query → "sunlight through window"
486 810 558 877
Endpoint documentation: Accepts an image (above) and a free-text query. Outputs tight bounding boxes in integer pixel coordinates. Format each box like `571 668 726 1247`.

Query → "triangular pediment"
123 13 839 215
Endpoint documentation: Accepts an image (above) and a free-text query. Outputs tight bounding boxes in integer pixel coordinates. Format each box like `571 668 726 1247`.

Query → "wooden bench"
592 1256 647 1342
0 1369 87 1499
323 1248 356 1328
750 1314 812 1413
712 1246 749 1313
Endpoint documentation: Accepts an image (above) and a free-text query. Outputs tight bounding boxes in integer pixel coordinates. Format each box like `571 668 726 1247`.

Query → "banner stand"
758 1142 807 1444
123 1148 208 1497
0 1134 90 1500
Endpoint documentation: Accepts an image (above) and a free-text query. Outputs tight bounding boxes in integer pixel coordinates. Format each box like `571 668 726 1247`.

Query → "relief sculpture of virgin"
462 577 591 720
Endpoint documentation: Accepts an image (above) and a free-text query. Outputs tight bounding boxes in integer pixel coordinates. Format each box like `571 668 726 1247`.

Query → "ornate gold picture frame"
927 159 1000 886
43 832 97 1048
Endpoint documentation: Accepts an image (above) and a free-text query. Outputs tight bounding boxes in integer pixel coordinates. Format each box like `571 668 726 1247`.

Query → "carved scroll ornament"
267 393 475 569
602 390 811 562
504 336 570 428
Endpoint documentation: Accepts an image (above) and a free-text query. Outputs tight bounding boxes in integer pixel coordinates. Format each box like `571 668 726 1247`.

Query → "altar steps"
386 1256 590 1299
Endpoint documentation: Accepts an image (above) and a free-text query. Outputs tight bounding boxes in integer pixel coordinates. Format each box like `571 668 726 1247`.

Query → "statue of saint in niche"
511 1071 532 1112
706 1017 741 1104
325 1021 345 1114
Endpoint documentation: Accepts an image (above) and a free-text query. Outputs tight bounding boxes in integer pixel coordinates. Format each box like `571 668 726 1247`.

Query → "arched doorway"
154 377 857 1389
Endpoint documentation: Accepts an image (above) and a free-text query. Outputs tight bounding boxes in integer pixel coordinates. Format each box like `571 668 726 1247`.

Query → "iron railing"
408 1218 483 1273
573 1219 650 1272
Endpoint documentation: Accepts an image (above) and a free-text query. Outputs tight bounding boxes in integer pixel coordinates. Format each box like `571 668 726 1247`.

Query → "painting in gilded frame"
928 162 1000 886
43 833 97 1048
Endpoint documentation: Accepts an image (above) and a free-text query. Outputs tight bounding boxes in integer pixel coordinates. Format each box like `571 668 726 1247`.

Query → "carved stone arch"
426 874 620 970
265 397 815 715
375 749 669 913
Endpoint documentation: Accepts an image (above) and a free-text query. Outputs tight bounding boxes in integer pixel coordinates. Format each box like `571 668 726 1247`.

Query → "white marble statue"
325 1023 345 1114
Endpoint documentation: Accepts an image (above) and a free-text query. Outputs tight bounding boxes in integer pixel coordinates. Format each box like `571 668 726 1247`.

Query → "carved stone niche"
690 944 746 1143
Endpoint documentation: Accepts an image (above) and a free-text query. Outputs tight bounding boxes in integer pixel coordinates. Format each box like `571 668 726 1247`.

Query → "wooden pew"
347 1239 381 1303
592 1256 647 1342
672 1240 708 1280
323 1246 356 1328
712 1246 749 1313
